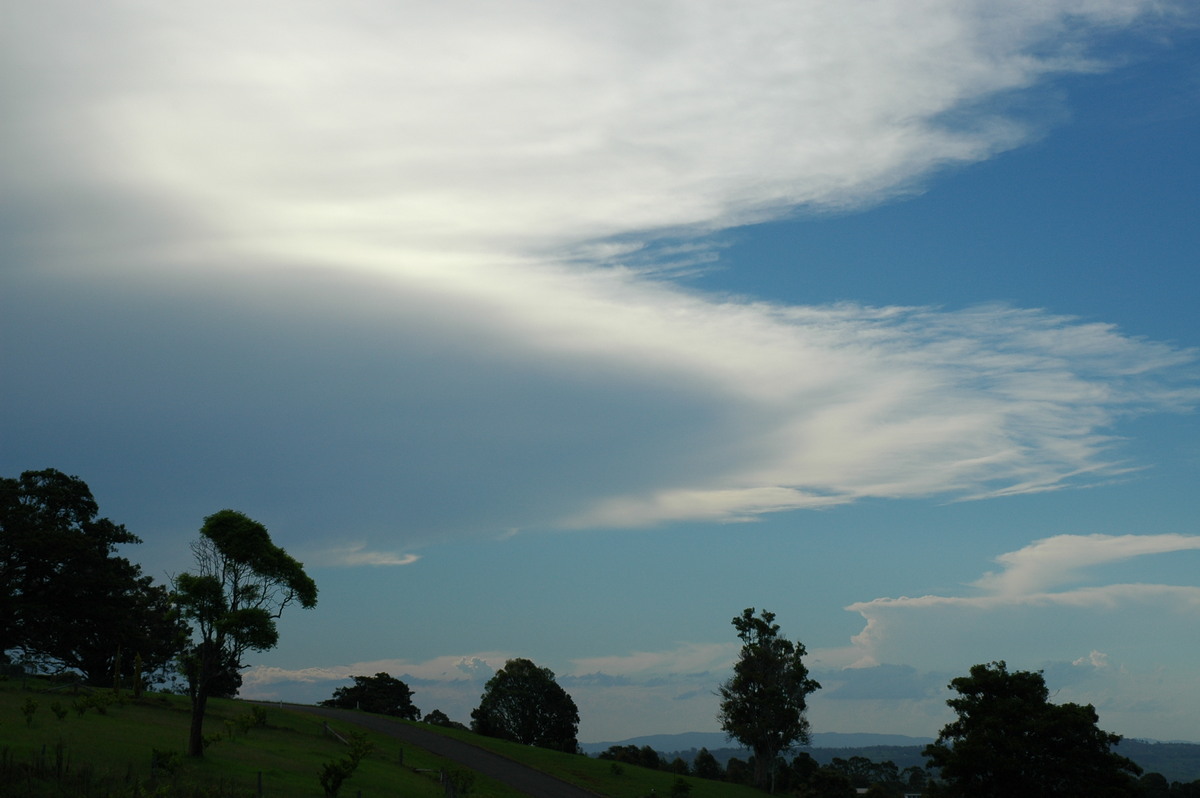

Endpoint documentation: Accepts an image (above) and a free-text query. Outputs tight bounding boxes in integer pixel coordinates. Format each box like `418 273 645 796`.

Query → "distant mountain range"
582 733 1200 783
580 731 934 755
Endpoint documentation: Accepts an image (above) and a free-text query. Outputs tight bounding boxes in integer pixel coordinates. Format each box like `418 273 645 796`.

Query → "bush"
151 747 182 776
21 698 38 727
318 731 374 797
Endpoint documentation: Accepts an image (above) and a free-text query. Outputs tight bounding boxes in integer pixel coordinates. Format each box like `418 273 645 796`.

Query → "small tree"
923 661 1141 797
692 747 723 780
321 672 420 719
718 608 820 792
471 658 579 752
174 509 317 757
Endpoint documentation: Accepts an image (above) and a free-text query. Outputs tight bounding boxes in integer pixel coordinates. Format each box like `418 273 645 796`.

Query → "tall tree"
471 658 579 752
924 661 1141 797
321 672 420 719
173 509 317 757
718 608 821 792
0 468 185 681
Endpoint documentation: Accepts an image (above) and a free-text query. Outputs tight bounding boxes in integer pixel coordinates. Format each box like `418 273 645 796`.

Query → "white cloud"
310 543 421 568
4 0 1184 271
242 653 509 690
2 1 1195 549
569 642 737 678
1073 650 1110 669
241 645 733 740
833 534 1200 736
974 533 1200 595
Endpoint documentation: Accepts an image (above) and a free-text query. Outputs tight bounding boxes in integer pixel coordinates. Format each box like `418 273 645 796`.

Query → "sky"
3 0 1200 745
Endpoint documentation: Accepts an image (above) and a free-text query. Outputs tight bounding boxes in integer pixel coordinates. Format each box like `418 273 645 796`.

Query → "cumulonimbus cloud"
2 0 1195 548
839 534 1200 670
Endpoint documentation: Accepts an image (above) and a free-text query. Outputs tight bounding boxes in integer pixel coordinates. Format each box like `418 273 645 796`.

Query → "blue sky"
3 1 1200 744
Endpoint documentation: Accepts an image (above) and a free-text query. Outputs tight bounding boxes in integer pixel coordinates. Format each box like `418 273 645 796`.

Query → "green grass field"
0 678 764 797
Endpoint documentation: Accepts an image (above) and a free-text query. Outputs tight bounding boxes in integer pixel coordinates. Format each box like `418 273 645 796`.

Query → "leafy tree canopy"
423 709 468 730
718 607 820 791
470 657 579 752
321 672 420 720
0 468 185 683
174 509 316 756
924 661 1142 798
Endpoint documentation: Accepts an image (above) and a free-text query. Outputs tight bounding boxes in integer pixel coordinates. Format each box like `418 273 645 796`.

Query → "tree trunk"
753 745 773 792
188 690 208 757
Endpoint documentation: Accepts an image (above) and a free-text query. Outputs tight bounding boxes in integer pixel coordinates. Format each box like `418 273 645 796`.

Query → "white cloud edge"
308 542 421 568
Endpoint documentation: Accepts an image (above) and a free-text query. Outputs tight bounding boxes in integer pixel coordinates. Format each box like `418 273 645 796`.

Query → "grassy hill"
0 678 763 797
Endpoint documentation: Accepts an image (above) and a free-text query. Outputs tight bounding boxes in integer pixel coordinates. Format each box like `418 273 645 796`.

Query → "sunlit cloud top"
4 0 1182 271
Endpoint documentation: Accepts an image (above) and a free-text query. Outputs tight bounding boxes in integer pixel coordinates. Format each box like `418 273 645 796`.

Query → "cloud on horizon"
833 534 1200 735
242 530 1200 740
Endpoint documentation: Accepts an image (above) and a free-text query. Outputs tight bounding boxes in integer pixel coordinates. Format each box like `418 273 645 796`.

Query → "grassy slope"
0 679 515 797
0 679 764 797
413 722 767 798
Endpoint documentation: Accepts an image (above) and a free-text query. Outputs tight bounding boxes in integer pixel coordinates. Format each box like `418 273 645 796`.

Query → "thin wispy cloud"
313 543 421 568
975 533 1200 594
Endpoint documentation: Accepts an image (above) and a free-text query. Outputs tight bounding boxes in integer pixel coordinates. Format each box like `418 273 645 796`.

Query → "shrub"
21 698 38 727
151 747 182 776
318 732 374 797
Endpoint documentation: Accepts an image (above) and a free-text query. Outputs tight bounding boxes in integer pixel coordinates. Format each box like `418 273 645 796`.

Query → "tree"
692 747 723 780
173 509 317 757
0 468 186 682
36 555 187 686
717 608 821 792
320 672 420 719
423 709 467 730
923 661 1142 797
470 657 579 752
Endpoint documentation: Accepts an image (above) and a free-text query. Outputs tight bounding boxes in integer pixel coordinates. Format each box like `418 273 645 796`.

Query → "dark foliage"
599 744 664 770
321 672 419 720
0 468 187 684
471 657 579 752
717 607 820 790
423 709 468 730
174 509 317 757
692 747 723 780
924 661 1142 797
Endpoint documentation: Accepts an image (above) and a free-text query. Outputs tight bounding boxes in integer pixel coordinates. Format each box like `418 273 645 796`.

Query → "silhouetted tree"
724 757 751 785
718 607 820 791
924 661 1141 797
174 509 317 757
1138 772 1170 798
692 747 723 780
321 672 419 719
600 744 665 770
471 658 579 752
0 468 186 682
423 709 467 730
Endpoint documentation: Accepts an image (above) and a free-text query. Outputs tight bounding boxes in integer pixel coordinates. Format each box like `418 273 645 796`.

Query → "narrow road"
280 704 600 798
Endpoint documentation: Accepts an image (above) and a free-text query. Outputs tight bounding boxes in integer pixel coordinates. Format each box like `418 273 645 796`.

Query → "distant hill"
583 732 1200 784
581 731 933 755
